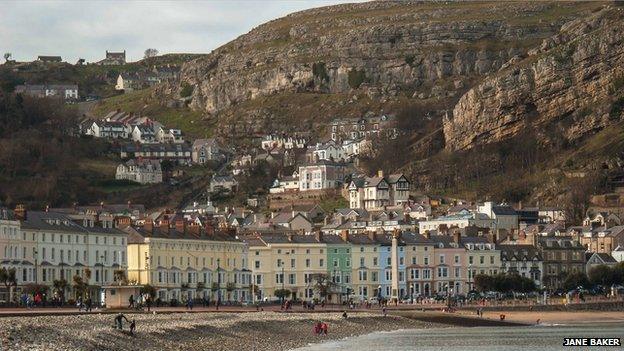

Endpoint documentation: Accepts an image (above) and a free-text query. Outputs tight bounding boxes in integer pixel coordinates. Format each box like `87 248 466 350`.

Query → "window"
275 273 284 284
277 259 282 268
320 259 324 267
439 255 445 264
424 257 429 265
386 257 391 266
305 259 310 268
359 270 367 281
410 269 419 280
291 259 296 268
490 256 495 264
360 257 365 266
333 259 339 267
454 255 460 264
371 272 378 282
422 269 431 279
480 256 484 264
288 273 296 285
437 267 448 278
455 267 461 278
255 261 260 269
469 256 474 264
412 257 416 265
399 257 404 265
373 257 378 266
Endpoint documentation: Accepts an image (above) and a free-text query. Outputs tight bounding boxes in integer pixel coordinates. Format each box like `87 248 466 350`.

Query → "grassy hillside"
90 88 214 139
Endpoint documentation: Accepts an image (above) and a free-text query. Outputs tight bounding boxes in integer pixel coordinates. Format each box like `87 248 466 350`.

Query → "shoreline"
0 311 441 351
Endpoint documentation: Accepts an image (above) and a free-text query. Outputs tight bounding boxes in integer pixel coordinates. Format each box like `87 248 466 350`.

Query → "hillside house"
15 84 78 100
132 125 156 143
99 50 126 65
116 159 162 184
348 171 410 210
192 138 223 164
86 120 129 138
261 135 306 150
269 171 299 193
37 55 62 63
329 114 397 141
120 143 191 164
209 175 238 193
156 127 184 143
298 161 346 191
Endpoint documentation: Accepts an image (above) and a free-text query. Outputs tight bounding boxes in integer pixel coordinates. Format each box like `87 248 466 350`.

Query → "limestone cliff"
158 1 601 131
444 6 624 151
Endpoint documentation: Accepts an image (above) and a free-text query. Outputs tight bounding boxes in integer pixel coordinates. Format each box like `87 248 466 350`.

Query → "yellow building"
347 232 381 301
244 232 327 302
126 222 250 303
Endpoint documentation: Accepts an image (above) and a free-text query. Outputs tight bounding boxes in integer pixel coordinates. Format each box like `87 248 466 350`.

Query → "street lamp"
34 249 38 285
216 258 221 308
410 283 414 304
468 264 472 291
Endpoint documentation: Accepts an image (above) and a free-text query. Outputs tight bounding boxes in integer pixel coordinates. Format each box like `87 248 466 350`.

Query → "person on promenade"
145 296 151 312
128 294 134 309
187 298 194 310
86 297 93 312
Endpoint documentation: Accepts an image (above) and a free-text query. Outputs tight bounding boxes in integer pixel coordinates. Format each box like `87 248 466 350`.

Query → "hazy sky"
1 0 360 63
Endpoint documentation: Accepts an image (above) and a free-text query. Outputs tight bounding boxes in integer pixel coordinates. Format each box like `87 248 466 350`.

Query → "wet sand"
456 310 624 325
0 311 440 351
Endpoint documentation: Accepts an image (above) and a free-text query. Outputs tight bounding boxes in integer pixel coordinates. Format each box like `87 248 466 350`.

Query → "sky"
0 0 360 63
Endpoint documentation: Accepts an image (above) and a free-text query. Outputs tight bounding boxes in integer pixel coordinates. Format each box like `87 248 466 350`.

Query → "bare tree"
3 53 11 62
144 48 158 59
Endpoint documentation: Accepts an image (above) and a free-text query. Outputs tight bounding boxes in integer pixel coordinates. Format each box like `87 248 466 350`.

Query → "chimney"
392 228 401 240
160 216 170 234
144 219 154 233
453 231 461 245
423 230 431 240
377 170 384 178
340 229 349 242
490 232 498 244
188 222 200 236
323 216 329 226
175 217 186 233
14 205 26 221
315 231 323 243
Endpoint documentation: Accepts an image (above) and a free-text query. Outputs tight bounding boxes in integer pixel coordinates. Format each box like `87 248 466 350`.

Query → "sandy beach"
0 311 439 351
458 310 624 325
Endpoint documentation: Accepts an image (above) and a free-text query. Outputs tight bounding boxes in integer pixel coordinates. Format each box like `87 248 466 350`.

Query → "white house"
418 212 495 233
298 161 346 191
311 141 348 162
261 135 306 150
269 171 299 194
2 207 127 305
132 125 156 144
156 127 184 144
86 121 129 139
477 202 519 231
116 159 162 184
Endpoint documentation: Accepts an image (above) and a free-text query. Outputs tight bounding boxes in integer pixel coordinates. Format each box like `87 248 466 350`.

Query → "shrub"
180 82 193 98
348 69 367 89
312 62 329 82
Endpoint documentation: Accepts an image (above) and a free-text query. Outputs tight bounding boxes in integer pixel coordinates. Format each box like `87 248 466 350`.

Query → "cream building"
3 207 128 304
126 222 250 303
245 233 327 301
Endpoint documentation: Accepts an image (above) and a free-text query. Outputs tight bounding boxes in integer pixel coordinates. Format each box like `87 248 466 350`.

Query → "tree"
274 288 291 302
72 275 88 299
180 82 193 98
310 273 336 300
144 48 158 59
0 267 17 303
140 284 157 299
113 269 127 284
589 265 615 287
53 278 69 303
563 271 589 291
474 274 494 292
3 53 11 62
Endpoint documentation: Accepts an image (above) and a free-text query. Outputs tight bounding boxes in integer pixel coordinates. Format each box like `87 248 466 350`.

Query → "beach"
0 311 438 351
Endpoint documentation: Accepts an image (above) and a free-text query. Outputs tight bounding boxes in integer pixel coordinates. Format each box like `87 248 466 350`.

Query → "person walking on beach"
382 306 387 317
320 322 328 335
115 313 130 330
342 311 348 319
314 322 322 335
129 319 136 336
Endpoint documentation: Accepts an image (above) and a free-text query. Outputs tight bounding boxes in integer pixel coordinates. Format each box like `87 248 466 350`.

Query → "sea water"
293 324 624 351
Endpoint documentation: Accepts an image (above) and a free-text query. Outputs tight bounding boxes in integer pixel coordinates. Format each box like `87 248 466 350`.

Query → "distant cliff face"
158 1 599 121
444 7 624 151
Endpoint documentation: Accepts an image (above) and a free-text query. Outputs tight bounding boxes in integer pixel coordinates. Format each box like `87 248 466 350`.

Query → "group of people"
114 313 136 336
20 292 44 308
76 297 94 312
313 321 329 336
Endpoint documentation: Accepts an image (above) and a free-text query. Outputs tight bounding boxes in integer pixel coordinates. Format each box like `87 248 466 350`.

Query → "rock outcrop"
158 1 600 119
444 6 624 151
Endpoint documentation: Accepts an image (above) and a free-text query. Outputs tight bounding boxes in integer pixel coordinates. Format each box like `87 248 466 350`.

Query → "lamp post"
216 259 221 308
34 249 38 285
410 283 414 304
468 264 472 292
